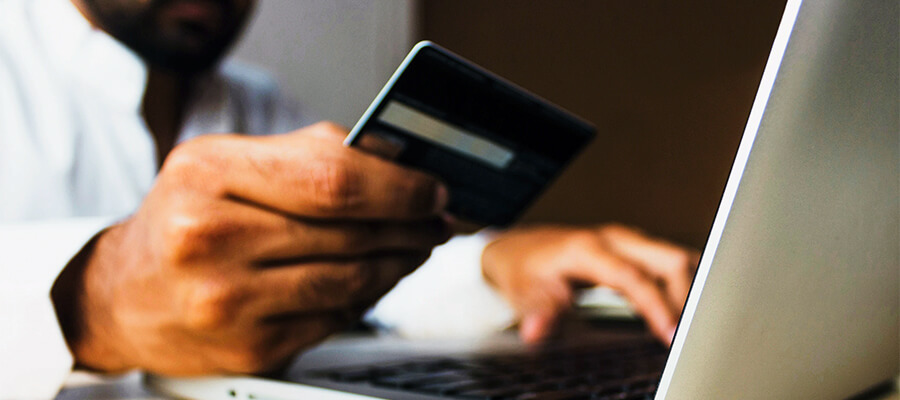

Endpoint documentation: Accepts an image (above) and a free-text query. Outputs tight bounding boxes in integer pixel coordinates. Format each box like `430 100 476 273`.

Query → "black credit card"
345 41 595 226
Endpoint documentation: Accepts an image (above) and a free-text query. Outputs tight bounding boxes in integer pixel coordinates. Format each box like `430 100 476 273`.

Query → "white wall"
230 0 418 126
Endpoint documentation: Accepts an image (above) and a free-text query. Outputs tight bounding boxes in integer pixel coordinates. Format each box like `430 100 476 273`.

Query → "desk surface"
56 371 899 400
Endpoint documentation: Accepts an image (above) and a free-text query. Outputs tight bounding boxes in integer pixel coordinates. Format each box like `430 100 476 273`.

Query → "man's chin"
125 38 228 75
146 54 221 76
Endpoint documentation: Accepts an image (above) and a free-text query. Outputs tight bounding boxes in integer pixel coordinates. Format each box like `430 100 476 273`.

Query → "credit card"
345 41 595 226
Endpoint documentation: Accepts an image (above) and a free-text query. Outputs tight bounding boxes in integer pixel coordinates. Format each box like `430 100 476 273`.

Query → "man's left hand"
481 224 699 345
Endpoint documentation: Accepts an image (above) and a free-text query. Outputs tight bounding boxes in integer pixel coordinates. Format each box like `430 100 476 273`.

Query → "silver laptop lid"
658 0 899 398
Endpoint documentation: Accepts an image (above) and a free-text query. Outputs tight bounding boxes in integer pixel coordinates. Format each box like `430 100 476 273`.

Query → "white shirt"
0 0 514 398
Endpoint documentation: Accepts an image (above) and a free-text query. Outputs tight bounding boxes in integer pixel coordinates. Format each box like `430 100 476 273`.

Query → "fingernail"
667 327 677 344
520 315 542 344
521 313 554 344
434 183 449 212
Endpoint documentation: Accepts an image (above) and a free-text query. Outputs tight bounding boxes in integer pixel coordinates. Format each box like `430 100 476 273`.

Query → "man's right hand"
51 122 451 375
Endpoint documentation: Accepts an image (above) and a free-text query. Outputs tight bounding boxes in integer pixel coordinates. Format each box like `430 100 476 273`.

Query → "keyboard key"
454 386 525 399
312 338 664 400
373 371 449 388
325 367 374 382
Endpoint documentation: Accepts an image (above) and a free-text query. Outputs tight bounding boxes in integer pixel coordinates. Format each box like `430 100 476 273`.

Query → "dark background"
419 1 787 248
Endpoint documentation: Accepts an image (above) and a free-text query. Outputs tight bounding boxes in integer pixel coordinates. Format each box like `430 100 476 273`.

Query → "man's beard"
81 0 248 75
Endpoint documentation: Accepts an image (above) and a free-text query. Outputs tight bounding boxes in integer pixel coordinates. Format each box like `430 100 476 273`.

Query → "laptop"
146 0 899 398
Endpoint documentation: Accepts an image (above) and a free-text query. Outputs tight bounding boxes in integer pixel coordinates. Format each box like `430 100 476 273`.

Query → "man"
0 0 698 398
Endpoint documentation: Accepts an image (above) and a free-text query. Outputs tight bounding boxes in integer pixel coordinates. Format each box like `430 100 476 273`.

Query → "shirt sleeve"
0 217 114 399
366 230 517 339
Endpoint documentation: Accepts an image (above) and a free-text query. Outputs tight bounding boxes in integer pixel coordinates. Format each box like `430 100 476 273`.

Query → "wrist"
51 227 131 373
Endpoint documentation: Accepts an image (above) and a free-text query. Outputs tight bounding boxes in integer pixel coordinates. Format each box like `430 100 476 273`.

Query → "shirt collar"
31 0 237 138
32 0 149 114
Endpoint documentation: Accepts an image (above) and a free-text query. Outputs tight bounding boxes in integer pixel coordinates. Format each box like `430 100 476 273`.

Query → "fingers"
514 276 572 344
275 312 348 358
255 217 450 262
218 312 347 375
248 253 429 316
520 312 559 344
181 198 449 262
598 225 699 311
564 245 678 344
482 225 696 347
161 123 448 220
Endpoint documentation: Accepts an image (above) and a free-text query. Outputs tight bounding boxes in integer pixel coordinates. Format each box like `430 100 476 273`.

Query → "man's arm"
482 224 700 344
46 122 450 377
369 225 699 345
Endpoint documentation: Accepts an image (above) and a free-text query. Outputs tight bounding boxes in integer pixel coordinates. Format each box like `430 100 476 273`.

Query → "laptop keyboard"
311 339 667 400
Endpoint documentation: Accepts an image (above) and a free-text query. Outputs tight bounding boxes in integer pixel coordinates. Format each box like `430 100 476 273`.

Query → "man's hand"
481 225 699 345
51 122 450 375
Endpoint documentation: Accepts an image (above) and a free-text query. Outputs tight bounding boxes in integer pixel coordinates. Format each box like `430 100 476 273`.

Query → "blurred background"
232 0 787 249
